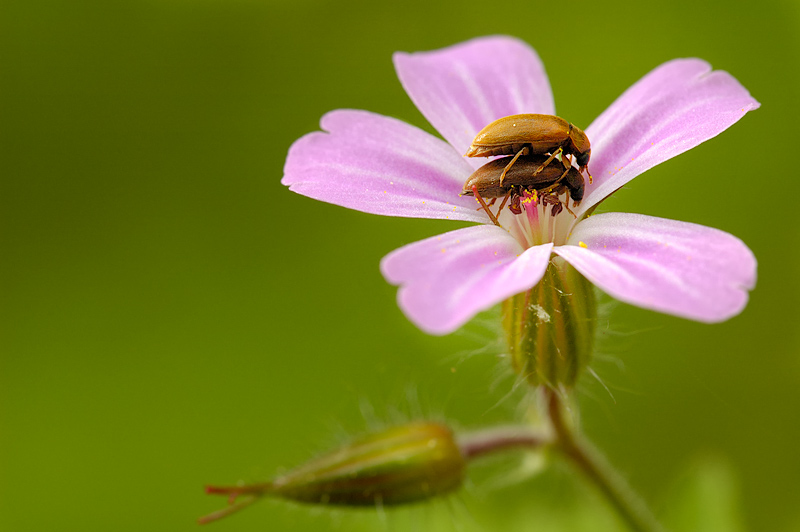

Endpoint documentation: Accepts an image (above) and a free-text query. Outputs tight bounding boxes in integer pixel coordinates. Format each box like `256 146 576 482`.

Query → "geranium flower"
282 36 759 335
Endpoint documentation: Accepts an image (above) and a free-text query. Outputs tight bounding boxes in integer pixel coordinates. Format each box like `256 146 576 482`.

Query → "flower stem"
458 426 549 459
546 389 664 532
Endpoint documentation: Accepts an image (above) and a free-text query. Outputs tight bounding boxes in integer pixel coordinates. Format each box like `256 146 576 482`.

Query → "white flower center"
497 189 576 248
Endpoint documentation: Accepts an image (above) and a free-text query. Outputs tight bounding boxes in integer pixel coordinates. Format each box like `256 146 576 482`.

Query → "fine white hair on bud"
200 422 465 524
503 259 597 388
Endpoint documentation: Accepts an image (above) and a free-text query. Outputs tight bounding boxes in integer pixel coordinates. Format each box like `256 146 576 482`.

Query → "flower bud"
502 258 596 388
200 422 465 523
271 421 465 505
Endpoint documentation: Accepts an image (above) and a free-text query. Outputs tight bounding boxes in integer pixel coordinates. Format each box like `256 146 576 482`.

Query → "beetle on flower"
282 36 758 341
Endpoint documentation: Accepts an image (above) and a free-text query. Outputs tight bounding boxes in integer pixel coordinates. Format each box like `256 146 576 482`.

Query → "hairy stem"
546 389 664 532
458 425 549 459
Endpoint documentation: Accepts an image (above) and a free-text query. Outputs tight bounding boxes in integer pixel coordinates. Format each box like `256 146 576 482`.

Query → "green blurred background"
2 0 799 530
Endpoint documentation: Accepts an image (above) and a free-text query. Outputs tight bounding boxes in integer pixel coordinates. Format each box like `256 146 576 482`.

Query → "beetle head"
569 127 591 167
576 149 591 168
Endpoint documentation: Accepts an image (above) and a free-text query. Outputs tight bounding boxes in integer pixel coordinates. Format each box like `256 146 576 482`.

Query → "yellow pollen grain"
441 248 447 253
578 241 588 248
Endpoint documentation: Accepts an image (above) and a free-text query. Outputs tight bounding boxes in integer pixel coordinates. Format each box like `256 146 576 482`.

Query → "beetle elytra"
465 114 592 185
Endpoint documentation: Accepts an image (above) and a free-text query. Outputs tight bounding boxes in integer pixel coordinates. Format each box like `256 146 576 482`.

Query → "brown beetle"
465 114 592 184
462 154 584 224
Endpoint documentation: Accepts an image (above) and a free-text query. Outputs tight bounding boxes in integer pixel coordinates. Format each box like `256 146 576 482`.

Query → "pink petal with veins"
578 59 760 216
554 213 756 322
283 110 482 221
394 36 555 165
382 225 554 334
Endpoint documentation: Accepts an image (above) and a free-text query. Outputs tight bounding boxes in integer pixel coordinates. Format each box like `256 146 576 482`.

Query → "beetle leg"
562 153 572 170
499 147 528 186
473 195 497 212
496 191 511 215
531 147 563 176
528 167 568 201
475 197 497 212
471 185 501 226
539 188 576 218
557 165 571 183
581 164 593 184
536 172 569 198
562 190 577 218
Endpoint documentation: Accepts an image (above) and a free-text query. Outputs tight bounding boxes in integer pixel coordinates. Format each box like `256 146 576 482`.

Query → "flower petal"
394 36 555 164
381 225 554 335
553 213 756 322
578 59 760 216
283 109 484 222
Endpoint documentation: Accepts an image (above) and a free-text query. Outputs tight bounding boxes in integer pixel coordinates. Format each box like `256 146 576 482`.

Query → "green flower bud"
200 422 465 523
502 258 596 388
271 421 465 505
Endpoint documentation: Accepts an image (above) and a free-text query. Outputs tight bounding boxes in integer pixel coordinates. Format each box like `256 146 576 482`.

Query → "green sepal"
502 259 596 388
272 422 465 506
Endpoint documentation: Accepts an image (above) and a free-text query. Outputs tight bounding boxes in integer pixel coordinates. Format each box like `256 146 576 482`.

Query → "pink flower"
282 36 759 335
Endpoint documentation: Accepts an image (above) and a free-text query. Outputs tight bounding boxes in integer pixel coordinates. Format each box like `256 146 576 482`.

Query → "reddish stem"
459 426 548 459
